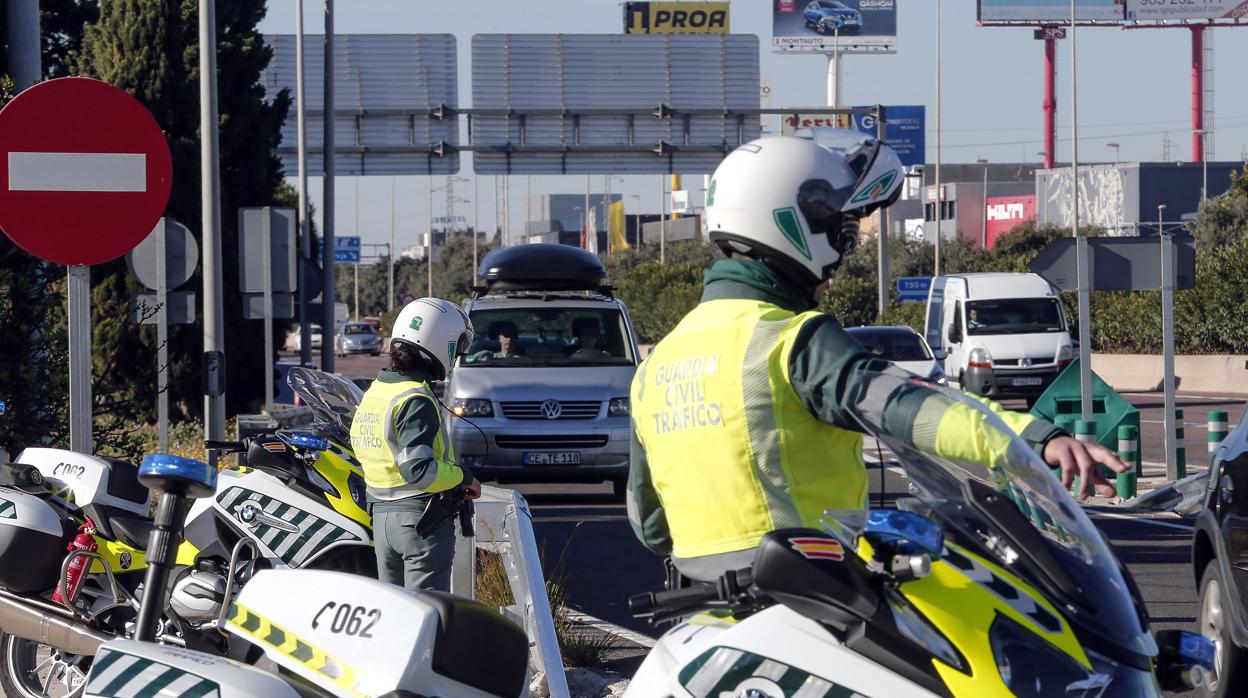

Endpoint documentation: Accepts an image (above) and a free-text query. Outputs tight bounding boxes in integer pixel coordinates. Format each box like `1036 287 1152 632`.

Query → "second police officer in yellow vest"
628 133 1128 581
351 298 481 591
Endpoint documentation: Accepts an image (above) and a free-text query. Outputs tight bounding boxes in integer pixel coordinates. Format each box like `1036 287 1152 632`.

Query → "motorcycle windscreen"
838 369 1156 660
287 367 363 444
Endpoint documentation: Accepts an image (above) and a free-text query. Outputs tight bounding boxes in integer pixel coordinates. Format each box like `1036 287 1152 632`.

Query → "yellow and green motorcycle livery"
625 370 1214 698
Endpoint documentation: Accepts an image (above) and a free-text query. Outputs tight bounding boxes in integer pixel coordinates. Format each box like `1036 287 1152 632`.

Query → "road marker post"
1208 410 1228 453
1116 425 1138 500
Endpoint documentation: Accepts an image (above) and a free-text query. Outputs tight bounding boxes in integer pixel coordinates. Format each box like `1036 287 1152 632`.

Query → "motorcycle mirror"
1154 629 1214 691
752 528 879 629
289 433 330 453
865 509 944 559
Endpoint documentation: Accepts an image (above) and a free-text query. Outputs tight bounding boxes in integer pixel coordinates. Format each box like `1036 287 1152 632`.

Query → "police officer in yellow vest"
351 298 481 591
628 133 1127 581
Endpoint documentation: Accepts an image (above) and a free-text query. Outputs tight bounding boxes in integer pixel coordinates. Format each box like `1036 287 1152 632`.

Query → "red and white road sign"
0 77 173 266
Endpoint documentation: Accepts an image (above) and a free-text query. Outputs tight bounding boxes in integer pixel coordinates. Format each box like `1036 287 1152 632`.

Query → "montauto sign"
625 2 730 34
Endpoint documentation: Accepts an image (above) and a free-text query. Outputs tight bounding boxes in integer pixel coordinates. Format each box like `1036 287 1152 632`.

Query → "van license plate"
524 452 581 465
1011 377 1043 387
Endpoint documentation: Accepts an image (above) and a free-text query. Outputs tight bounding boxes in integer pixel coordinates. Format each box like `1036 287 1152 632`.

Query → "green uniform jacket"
363 368 469 513
627 259 1065 555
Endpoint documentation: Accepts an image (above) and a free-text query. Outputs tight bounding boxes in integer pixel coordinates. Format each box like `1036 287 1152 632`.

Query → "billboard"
773 0 897 54
626 2 730 33
985 195 1036 248
978 1 1125 22
1126 0 1248 21
779 105 925 167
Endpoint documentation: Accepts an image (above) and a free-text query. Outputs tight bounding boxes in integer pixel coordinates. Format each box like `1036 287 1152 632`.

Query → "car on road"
803 0 861 35
1192 415 1248 697
845 325 947 385
335 321 382 357
446 244 639 497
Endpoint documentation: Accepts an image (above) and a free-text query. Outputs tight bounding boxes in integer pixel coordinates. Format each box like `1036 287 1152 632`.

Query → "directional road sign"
0 78 174 266
896 276 932 303
335 236 361 263
1029 236 1196 292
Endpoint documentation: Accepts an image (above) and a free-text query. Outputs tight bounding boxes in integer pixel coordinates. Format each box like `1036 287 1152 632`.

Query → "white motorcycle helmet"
706 131 905 289
390 298 474 380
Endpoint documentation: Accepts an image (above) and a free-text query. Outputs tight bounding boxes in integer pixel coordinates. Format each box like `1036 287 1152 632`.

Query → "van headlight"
608 397 630 417
968 347 993 369
452 398 494 418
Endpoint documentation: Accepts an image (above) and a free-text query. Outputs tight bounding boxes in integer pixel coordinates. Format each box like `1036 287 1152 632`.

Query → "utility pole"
296 0 312 366
934 0 943 278
320 0 336 373
201 0 226 458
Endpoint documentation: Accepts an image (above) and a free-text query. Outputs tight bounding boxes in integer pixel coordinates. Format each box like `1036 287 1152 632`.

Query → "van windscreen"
965 298 1065 335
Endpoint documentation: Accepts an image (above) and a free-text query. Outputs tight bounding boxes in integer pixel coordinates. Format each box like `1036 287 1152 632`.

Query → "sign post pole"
1161 231 1179 480
67 266 92 454
263 207 275 412
201 0 227 461
156 221 169 451
876 105 889 318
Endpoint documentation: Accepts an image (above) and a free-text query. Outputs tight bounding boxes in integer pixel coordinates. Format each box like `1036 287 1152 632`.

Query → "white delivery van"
924 273 1074 403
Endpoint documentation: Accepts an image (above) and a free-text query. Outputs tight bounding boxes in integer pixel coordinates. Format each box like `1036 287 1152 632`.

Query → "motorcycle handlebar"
205 439 246 454
629 568 755 620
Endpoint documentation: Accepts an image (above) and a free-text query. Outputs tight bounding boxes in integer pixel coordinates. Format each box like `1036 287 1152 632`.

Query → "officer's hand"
1042 436 1129 499
463 477 482 500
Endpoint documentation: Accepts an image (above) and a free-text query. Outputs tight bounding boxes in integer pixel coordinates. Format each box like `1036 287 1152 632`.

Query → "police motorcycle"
0 368 372 697
81 453 531 698
625 370 1215 698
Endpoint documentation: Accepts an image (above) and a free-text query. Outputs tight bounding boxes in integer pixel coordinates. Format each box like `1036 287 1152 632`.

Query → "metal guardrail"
452 486 569 698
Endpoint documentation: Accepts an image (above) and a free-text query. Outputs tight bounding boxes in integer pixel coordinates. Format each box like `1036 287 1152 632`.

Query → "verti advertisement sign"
978 0 1125 22
985 195 1036 249
780 105 925 167
774 0 897 54
625 2 730 34
1126 0 1248 21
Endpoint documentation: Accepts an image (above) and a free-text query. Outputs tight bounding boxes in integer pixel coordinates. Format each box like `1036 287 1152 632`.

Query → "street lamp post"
1158 203 1165 237
1106 142 1120 166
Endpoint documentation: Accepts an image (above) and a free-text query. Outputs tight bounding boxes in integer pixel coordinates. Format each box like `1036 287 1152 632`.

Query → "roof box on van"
477 244 607 293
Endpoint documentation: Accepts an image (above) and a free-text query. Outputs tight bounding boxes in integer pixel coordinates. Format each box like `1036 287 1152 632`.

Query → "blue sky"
258 1 1248 251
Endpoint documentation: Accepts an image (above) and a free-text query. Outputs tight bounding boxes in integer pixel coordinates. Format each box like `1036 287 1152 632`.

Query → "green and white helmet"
390 298 474 380
706 131 904 288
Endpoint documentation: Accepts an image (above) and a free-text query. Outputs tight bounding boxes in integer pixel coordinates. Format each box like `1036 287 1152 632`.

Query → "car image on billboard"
773 0 897 53
977 0 1126 22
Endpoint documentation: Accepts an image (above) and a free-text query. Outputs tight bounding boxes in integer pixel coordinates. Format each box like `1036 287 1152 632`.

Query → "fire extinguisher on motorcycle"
52 518 98 605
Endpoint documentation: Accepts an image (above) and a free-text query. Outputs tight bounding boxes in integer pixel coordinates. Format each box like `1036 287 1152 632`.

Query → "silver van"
445 245 639 496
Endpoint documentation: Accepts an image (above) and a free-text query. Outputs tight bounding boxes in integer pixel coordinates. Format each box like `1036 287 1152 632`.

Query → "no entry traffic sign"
0 77 173 266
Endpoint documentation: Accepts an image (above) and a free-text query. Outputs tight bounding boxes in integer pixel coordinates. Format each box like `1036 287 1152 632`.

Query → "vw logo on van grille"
540 400 563 419
1021 358 1033 368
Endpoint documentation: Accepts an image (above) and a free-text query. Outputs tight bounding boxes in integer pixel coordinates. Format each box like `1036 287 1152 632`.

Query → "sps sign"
625 2 729 34
985 195 1036 249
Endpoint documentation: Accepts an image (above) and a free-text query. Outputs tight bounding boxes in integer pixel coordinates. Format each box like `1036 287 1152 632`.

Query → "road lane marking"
7 151 147 192
1091 511 1194 532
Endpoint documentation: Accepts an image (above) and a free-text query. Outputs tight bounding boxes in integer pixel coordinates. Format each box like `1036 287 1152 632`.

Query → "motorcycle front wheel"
0 632 90 698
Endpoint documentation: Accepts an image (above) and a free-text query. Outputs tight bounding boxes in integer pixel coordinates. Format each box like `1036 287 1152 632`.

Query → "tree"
1188 165 1248 252
72 0 291 432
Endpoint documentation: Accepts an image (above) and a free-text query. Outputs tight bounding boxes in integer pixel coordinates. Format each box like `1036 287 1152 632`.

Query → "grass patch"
473 526 621 668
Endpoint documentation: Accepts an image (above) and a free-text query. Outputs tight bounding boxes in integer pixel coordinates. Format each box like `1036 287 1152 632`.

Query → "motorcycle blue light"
139 454 217 499
865 509 944 558
290 433 330 452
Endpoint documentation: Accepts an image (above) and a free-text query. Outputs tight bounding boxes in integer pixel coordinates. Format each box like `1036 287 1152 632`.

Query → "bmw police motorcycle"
78 453 530 698
0 368 373 697
625 371 1215 698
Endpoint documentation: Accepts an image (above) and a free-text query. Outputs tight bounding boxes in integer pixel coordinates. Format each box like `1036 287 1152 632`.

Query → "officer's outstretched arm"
626 423 672 556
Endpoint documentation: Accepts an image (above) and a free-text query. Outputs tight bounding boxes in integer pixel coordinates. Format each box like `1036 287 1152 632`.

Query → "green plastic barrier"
1028 359 1141 455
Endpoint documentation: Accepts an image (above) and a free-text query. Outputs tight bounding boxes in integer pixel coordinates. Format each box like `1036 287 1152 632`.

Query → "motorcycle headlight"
608 397 630 417
990 614 1093 697
452 398 494 418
